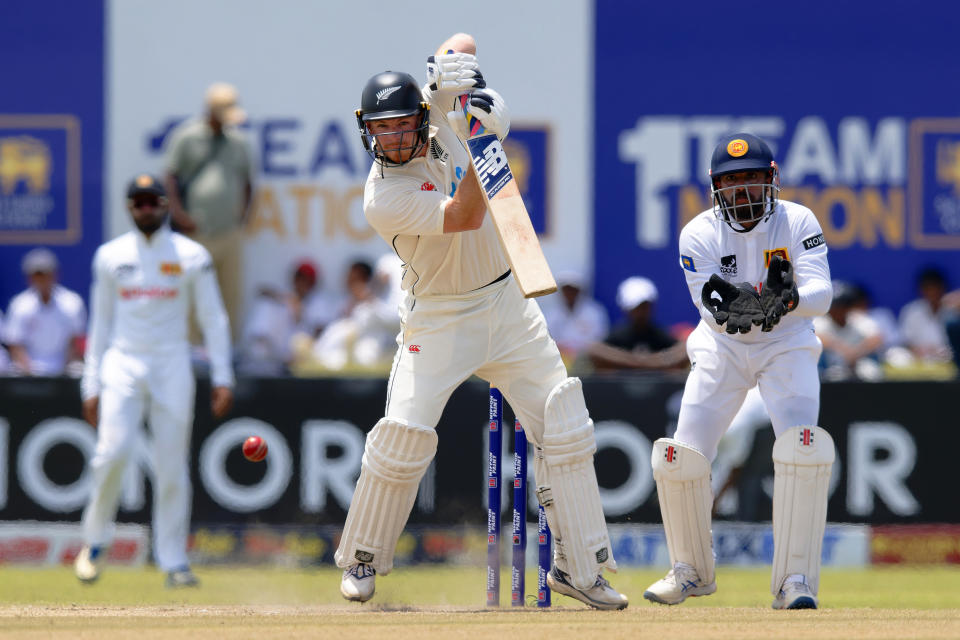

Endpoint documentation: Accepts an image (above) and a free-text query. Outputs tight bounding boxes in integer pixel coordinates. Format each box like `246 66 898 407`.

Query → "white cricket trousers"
385 274 568 442
674 323 822 462
81 346 195 571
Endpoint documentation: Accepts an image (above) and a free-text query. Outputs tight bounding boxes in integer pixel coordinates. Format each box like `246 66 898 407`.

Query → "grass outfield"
0 566 958 639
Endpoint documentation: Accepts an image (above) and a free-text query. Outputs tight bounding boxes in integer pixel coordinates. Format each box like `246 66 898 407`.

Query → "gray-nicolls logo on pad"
376 86 401 103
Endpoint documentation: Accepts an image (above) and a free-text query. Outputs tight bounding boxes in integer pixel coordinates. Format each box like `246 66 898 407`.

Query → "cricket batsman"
334 33 627 610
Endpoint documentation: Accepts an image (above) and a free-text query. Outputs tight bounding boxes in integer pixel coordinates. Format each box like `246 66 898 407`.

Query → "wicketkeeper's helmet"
709 132 780 232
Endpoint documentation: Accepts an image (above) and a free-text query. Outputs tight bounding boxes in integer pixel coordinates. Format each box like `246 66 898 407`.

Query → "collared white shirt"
679 200 833 344
81 226 233 399
4 284 86 374
362 86 510 297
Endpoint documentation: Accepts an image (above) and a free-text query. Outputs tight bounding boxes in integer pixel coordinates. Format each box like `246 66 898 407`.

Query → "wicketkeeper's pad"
651 438 715 585
771 425 834 596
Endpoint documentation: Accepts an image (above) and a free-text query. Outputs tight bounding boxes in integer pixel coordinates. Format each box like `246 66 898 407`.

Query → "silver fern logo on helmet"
376 86 402 103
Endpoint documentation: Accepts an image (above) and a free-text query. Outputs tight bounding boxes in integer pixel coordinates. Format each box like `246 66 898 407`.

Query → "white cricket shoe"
74 546 104 584
773 577 818 610
546 567 628 610
340 563 376 602
643 562 716 605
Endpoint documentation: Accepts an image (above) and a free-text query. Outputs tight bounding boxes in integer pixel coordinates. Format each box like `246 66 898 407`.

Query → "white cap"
21 248 58 275
205 82 246 126
555 269 586 289
616 276 658 311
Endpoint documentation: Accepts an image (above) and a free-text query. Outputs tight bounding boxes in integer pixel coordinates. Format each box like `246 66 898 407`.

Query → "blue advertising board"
0 1 104 311
594 1 960 327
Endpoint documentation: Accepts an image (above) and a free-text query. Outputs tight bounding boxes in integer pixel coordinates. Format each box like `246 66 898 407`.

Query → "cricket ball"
242 435 268 462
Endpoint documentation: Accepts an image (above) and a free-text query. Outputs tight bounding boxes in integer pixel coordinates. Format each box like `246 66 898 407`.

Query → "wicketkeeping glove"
701 274 765 335
758 255 800 332
427 52 485 95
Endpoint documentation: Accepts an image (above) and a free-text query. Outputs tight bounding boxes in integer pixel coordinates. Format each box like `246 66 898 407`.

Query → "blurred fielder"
76 175 234 588
335 33 627 610
644 133 835 609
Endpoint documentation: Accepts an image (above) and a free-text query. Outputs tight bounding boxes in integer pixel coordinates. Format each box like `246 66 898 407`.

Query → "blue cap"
710 133 775 178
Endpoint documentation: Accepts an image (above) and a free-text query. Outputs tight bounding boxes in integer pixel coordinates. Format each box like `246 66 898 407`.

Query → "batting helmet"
709 133 780 232
356 71 430 167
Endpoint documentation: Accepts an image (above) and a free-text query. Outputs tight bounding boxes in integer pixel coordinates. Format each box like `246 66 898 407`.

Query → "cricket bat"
457 94 557 298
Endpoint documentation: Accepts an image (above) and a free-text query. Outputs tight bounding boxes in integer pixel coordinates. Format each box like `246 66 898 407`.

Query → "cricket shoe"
772 576 818 610
340 563 376 602
165 567 200 588
75 545 104 584
546 567 628 610
643 562 716 605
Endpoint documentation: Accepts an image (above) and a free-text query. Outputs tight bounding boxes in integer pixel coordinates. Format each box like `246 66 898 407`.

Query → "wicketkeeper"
644 133 835 610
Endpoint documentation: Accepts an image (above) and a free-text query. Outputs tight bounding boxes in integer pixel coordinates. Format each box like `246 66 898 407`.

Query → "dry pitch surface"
1 566 958 639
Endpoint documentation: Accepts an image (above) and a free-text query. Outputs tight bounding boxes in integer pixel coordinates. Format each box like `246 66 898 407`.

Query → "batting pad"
651 438 715 585
334 418 438 574
771 425 834 596
539 377 616 590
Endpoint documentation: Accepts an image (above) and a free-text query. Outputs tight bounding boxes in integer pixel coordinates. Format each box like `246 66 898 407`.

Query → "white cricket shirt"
362 88 509 297
679 200 833 344
80 225 234 399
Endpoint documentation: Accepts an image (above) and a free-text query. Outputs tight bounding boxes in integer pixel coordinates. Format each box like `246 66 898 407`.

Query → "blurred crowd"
2 245 958 381
1 84 957 382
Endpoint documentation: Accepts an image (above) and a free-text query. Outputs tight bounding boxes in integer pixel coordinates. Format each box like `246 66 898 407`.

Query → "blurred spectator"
0 310 10 374
850 283 902 352
4 248 86 376
374 252 405 314
293 260 341 339
308 260 400 372
238 259 340 377
587 276 688 372
540 270 609 361
814 281 884 381
164 82 253 339
898 267 960 365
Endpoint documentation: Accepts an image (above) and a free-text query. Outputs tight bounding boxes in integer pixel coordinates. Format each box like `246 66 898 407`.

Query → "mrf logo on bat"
468 137 513 198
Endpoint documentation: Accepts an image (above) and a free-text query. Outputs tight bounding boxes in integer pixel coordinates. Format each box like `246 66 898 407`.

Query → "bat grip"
458 94 487 137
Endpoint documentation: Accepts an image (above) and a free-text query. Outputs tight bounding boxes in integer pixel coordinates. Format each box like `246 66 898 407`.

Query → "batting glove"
427 52 486 95
463 88 510 140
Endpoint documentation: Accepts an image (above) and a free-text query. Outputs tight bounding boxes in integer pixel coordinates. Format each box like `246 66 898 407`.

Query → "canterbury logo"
408 344 421 353
355 550 374 563
376 86 402 103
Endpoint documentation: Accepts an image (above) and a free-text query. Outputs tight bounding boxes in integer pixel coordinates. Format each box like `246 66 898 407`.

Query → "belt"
477 269 511 290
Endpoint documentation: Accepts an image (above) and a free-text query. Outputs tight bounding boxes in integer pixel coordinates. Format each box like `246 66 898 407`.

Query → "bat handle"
458 93 487 137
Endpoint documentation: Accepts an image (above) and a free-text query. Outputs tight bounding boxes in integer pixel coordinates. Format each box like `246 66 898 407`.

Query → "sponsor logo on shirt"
114 264 137 277
681 255 696 272
119 287 178 299
720 254 738 276
160 262 182 276
763 248 790 267
802 233 825 250
420 182 436 191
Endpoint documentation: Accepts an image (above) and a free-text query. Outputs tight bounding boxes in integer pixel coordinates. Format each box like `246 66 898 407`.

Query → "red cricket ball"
242 435 268 462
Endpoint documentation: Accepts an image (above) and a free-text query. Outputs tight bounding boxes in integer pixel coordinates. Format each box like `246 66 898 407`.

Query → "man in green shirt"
165 82 253 339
